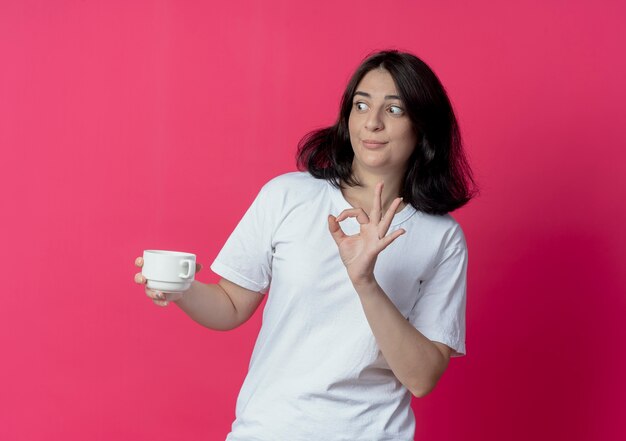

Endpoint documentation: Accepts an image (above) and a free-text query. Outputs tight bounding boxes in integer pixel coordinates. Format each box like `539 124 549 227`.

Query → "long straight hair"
296 50 478 215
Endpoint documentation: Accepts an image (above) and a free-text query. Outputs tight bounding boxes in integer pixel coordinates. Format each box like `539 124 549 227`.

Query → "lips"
361 139 388 148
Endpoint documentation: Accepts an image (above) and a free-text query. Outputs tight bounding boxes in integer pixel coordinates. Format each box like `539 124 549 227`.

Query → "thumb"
327 215 346 244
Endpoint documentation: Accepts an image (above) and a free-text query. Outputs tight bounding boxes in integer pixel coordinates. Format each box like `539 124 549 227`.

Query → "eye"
388 105 404 115
354 102 369 112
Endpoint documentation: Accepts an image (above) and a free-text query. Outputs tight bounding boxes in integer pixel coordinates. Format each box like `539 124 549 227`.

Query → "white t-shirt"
211 172 467 441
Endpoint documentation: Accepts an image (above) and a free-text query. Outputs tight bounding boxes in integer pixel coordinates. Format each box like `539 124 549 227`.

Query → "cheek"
348 113 357 136
397 126 418 153
348 116 361 145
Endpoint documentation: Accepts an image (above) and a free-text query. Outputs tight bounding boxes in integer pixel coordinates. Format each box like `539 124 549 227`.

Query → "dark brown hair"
296 50 478 215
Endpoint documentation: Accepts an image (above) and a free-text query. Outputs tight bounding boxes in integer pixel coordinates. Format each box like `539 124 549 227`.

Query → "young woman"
134 50 477 440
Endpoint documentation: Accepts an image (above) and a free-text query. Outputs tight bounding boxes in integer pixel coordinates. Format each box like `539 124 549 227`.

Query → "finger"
379 197 404 235
328 215 347 244
153 299 169 307
380 228 406 250
371 181 384 223
135 257 143 267
146 288 164 300
336 208 370 225
196 263 203 273
134 272 147 284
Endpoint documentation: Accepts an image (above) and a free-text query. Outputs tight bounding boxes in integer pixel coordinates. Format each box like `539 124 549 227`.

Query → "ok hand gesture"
328 182 406 286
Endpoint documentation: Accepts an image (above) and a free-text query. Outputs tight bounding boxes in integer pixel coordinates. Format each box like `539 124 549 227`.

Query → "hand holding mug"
134 251 202 307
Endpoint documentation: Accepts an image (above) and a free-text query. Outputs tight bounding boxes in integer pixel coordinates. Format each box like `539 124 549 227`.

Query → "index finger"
134 257 143 267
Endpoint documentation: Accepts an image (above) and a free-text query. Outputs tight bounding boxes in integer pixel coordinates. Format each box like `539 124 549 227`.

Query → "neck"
342 166 406 213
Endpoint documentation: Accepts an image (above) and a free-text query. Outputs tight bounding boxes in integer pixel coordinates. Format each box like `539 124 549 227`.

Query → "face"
348 68 418 178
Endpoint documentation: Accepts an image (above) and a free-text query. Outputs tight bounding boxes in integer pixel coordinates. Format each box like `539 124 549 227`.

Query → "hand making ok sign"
328 181 406 286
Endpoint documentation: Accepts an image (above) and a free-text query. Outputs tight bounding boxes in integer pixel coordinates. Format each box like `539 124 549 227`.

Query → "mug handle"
179 259 194 279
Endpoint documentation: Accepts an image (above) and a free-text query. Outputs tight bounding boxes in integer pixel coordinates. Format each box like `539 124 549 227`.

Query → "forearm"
173 280 239 331
354 279 449 397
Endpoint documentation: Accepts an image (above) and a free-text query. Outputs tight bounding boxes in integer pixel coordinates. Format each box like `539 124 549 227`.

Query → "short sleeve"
210 184 278 294
408 235 468 357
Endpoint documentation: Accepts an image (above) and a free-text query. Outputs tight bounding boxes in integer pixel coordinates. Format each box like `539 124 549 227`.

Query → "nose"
364 109 384 131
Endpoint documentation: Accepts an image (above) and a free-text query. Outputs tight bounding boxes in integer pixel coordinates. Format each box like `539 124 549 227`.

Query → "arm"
134 180 282 329
352 278 451 397
135 258 264 331
328 182 452 397
173 278 264 331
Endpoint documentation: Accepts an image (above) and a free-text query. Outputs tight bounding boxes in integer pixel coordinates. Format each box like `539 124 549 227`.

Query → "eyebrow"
354 91 402 100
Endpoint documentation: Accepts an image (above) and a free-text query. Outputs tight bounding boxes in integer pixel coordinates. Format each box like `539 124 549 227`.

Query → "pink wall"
1 1 625 439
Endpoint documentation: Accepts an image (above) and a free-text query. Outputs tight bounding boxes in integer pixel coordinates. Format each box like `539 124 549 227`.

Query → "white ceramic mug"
142 250 196 293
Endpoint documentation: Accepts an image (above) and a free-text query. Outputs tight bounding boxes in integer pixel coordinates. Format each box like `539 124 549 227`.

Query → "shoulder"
250 172 328 227
411 211 467 250
258 171 327 200
263 171 322 189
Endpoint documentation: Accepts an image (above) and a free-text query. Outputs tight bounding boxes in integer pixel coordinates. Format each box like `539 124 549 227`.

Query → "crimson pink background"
1 1 625 440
